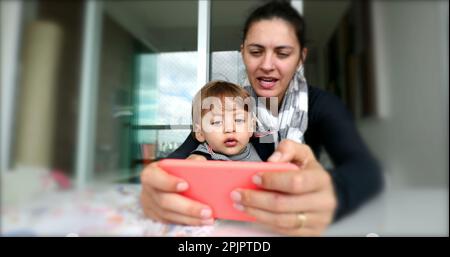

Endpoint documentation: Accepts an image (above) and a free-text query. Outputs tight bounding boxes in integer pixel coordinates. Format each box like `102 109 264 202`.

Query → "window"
94 1 200 182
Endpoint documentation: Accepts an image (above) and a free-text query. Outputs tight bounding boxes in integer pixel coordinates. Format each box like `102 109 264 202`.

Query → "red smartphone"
157 159 298 222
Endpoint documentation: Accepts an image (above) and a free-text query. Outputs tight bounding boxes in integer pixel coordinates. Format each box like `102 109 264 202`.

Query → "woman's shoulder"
307 85 352 122
308 85 341 105
308 85 345 110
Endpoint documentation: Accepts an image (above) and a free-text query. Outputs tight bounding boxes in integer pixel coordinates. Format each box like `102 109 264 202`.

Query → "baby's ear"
193 123 201 133
195 131 205 142
194 124 205 142
248 114 257 136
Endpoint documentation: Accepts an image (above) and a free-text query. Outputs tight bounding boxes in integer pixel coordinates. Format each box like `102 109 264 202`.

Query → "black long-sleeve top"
167 86 384 221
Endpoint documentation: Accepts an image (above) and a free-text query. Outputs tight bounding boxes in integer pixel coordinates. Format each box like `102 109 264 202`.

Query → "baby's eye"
211 120 222 126
235 118 245 124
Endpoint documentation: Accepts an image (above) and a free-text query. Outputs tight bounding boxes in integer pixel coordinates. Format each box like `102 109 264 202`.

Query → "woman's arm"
167 134 209 160
309 88 384 221
167 133 200 159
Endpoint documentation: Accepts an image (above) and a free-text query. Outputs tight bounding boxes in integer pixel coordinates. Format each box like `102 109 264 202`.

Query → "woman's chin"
254 88 280 99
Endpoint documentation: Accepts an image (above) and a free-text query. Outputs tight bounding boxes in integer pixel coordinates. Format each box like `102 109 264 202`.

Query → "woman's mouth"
224 138 238 147
257 77 278 89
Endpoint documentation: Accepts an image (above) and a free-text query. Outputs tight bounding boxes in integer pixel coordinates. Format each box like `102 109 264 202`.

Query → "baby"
190 80 261 161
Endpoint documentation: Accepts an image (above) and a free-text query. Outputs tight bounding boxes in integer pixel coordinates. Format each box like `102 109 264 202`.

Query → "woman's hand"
140 156 213 226
230 139 337 236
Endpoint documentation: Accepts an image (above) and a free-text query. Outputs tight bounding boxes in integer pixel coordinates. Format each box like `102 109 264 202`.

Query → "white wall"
358 1 449 188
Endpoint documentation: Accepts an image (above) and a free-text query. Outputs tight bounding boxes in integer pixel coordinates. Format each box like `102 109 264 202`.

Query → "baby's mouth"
224 138 238 147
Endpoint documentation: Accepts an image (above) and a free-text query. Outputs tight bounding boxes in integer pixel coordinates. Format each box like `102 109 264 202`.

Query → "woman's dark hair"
242 0 306 50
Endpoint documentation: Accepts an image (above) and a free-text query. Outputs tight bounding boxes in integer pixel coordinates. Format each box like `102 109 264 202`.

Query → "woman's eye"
249 51 262 56
235 118 245 124
277 52 290 58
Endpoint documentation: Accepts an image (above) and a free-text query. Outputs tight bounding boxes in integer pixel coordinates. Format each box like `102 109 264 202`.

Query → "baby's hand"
187 154 207 161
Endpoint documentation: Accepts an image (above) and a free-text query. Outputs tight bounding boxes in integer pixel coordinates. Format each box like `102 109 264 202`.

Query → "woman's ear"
301 48 308 63
296 48 308 71
240 44 245 59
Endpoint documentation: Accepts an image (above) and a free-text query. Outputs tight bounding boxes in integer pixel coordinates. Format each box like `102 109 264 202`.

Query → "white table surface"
2 183 447 237
211 187 448 237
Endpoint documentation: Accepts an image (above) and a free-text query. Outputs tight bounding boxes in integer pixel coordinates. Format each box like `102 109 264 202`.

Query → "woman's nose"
260 53 275 71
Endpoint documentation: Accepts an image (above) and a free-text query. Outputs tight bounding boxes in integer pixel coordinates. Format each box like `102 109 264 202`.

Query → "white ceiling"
104 0 350 52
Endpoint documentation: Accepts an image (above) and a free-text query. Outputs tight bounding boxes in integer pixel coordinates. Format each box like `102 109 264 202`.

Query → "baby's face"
197 107 254 156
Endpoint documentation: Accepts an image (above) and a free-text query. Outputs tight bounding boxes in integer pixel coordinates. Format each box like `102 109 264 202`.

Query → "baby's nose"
223 119 235 133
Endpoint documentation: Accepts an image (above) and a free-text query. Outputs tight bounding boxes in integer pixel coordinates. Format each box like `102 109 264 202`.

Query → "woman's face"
242 18 303 104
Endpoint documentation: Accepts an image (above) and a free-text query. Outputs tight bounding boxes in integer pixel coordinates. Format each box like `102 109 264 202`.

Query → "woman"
140 1 383 236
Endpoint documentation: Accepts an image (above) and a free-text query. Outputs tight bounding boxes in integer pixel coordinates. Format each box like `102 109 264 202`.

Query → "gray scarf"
194 143 262 162
243 65 308 145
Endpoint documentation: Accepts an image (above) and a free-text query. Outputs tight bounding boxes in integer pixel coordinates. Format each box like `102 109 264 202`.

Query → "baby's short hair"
192 80 254 131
